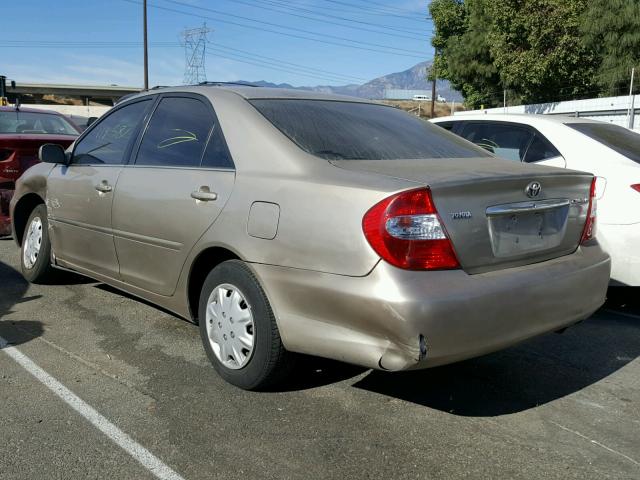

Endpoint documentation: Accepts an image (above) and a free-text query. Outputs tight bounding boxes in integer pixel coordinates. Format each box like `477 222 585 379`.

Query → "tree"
582 0 640 96
430 0 598 108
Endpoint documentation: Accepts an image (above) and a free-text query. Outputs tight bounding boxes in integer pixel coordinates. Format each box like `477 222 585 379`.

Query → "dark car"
0 106 79 235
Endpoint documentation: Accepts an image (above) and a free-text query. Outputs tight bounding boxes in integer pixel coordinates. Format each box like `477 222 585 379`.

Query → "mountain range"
234 61 463 102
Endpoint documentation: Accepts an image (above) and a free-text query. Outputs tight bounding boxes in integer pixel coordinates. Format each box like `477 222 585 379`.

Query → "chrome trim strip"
486 199 570 216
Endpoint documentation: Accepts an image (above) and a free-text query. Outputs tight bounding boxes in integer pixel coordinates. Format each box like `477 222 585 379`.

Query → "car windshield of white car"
250 99 490 160
568 122 640 164
0 111 78 135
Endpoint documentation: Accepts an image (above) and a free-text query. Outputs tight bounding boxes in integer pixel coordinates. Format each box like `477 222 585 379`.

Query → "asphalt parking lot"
0 237 638 480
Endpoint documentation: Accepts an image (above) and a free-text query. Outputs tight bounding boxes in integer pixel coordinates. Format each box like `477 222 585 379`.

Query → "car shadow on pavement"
0 261 44 347
273 356 368 392
605 286 640 317
352 311 640 416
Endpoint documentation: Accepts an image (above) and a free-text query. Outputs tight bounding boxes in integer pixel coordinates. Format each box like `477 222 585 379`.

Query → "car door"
47 98 152 277
111 94 235 296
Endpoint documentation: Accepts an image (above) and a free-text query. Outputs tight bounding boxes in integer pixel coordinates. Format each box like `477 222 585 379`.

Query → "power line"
211 0 430 41
292 0 429 27
159 0 427 53
318 0 430 24
335 0 431 16
205 50 363 84
213 43 368 82
0 40 371 85
134 0 427 58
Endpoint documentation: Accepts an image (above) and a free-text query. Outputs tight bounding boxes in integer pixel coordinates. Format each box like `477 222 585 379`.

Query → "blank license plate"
488 207 569 258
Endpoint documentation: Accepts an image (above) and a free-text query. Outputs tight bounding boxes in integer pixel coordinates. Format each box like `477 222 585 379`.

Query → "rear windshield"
568 122 640 164
0 111 78 135
250 99 489 160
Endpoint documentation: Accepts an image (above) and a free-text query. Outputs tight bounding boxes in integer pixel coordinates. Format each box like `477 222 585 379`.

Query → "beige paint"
10 86 611 372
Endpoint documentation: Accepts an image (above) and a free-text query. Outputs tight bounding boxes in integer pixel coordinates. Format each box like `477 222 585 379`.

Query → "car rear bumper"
251 243 610 371
598 222 640 286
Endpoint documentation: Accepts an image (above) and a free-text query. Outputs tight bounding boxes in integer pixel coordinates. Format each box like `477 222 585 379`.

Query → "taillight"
362 187 460 270
580 177 597 244
631 184 640 193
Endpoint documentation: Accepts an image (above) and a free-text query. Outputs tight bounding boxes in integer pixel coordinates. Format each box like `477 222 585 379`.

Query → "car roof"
120 85 375 105
431 113 604 127
0 105 69 116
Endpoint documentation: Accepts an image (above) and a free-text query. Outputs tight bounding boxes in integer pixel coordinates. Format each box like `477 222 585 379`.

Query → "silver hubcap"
23 217 43 270
205 284 255 370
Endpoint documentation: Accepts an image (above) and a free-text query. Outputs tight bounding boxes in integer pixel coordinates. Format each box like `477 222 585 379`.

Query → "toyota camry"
10 86 610 390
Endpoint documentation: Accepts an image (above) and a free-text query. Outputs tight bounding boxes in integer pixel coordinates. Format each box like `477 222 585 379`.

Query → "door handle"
191 187 218 202
95 181 113 193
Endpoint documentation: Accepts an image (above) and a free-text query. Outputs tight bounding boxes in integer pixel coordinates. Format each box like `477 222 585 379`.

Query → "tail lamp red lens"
580 177 597 244
631 184 640 193
362 188 460 270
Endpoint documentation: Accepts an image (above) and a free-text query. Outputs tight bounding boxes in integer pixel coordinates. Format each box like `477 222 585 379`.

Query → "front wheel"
21 205 55 284
199 260 293 390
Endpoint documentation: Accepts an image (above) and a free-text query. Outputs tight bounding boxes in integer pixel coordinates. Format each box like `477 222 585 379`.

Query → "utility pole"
503 89 507 114
143 0 149 90
430 48 437 118
628 67 636 129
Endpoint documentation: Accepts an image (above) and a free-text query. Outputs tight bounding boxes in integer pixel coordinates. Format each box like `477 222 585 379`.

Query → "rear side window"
524 133 561 163
459 122 533 162
568 123 640 164
250 99 488 160
73 99 151 165
136 97 213 167
201 125 234 169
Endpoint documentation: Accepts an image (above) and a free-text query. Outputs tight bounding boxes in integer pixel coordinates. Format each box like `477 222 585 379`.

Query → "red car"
0 106 79 236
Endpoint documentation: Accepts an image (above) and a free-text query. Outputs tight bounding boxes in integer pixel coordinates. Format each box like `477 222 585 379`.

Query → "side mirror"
39 144 68 165
86 116 98 127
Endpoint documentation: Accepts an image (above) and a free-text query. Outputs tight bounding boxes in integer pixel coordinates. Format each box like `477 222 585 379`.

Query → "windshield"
568 122 640 164
250 99 489 160
0 110 78 135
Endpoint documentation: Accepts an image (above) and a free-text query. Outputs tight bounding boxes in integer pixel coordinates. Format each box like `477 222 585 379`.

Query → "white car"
432 114 640 286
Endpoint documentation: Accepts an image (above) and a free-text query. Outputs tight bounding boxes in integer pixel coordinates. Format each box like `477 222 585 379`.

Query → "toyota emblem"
525 181 542 198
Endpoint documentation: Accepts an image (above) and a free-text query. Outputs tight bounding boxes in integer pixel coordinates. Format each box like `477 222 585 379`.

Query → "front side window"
73 100 151 165
568 122 640 164
460 122 534 162
0 111 78 135
136 97 213 167
250 99 488 160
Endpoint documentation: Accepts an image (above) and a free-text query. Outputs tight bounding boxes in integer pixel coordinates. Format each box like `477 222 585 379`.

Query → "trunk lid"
331 157 593 274
0 134 75 184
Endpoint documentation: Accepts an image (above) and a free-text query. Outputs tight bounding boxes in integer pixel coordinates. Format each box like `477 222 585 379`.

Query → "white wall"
455 94 640 130
25 104 111 128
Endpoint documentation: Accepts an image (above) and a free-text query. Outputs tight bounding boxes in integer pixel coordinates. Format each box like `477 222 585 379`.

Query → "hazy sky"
2 0 432 88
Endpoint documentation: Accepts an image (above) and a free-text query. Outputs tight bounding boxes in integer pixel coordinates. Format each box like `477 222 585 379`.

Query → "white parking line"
0 335 186 480
602 309 640 320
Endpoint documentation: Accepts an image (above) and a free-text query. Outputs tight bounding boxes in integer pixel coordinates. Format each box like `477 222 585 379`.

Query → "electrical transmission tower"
181 24 211 85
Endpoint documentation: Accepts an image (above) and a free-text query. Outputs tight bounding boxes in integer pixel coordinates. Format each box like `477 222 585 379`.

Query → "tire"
21 204 55 284
199 260 292 390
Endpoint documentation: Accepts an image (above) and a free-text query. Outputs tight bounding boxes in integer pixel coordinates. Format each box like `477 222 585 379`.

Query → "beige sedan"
11 86 610 390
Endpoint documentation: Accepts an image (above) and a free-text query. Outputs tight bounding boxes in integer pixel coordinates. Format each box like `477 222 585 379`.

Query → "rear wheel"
198 260 292 390
21 205 55 284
